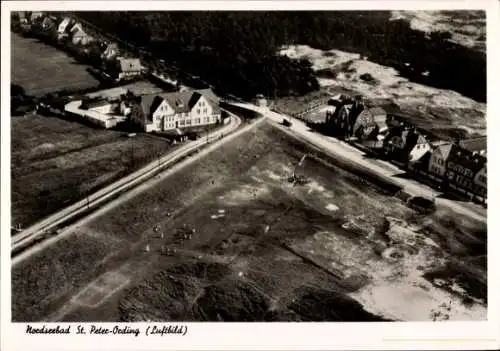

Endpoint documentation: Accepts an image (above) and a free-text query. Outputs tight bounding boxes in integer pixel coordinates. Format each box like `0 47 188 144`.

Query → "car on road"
282 119 292 127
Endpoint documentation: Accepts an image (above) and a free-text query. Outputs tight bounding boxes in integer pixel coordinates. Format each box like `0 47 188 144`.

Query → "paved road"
11 112 242 256
232 103 487 224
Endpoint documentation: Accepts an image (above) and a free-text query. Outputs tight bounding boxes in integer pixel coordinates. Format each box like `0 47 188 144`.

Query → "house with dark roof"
112 57 145 81
445 147 486 196
458 136 487 156
70 22 94 46
57 17 73 40
101 42 120 61
352 106 387 140
472 163 487 200
326 99 363 138
409 149 432 172
428 142 454 179
126 89 221 132
382 125 429 164
408 133 432 164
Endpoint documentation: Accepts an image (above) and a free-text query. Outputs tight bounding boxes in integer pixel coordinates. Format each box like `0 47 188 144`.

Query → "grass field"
12 122 487 322
11 114 174 229
11 32 100 96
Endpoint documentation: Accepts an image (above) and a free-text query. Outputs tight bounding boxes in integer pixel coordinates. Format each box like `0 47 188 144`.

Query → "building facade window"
195 118 200 124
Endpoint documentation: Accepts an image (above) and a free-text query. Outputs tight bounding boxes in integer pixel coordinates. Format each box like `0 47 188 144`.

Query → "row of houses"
413 137 487 201
74 88 222 133
13 12 146 81
325 94 487 203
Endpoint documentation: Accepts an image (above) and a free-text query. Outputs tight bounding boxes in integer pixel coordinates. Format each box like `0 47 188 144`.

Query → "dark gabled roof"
149 96 166 117
386 125 405 139
137 89 220 119
434 143 454 160
447 145 486 174
139 94 165 121
458 136 487 154
163 91 196 114
196 88 220 104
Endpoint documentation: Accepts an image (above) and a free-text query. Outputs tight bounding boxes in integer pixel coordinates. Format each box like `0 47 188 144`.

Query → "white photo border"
1 1 499 350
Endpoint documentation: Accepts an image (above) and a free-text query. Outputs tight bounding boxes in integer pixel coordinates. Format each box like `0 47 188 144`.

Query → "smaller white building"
65 100 125 129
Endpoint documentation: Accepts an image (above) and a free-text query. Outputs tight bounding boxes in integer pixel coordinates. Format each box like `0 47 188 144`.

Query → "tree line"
74 11 486 102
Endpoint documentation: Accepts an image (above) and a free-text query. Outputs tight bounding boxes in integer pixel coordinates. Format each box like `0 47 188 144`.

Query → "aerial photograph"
10 10 487 322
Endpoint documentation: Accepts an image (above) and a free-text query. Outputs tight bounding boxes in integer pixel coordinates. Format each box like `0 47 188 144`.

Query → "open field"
12 122 486 322
11 32 100 96
11 114 174 229
278 45 486 141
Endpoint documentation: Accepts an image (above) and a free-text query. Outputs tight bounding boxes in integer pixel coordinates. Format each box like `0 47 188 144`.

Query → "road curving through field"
11 110 247 259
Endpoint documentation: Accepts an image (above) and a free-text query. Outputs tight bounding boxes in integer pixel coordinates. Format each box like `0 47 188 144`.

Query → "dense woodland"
74 11 486 102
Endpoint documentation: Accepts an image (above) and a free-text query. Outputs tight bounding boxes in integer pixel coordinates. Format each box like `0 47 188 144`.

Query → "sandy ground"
390 10 486 53
279 45 486 137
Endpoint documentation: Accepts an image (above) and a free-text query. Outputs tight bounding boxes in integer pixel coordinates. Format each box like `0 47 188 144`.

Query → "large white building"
124 89 221 133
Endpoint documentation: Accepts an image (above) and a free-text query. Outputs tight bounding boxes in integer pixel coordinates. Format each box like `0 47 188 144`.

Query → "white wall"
428 147 447 177
409 142 431 163
89 104 113 115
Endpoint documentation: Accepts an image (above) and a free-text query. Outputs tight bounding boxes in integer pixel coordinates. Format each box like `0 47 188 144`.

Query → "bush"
360 73 376 83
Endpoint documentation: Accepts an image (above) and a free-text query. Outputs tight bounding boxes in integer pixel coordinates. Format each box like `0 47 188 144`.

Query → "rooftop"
458 136 487 154
447 145 486 173
118 58 143 73
369 107 387 116
137 88 220 119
